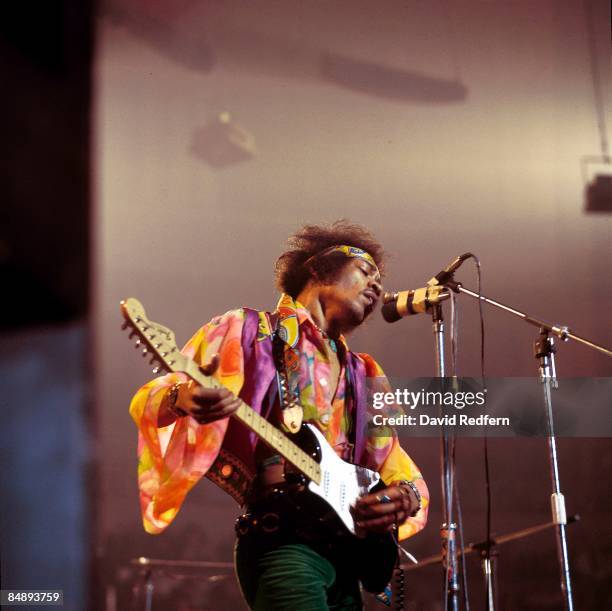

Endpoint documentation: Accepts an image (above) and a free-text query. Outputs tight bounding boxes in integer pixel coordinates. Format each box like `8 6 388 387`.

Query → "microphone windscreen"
381 301 402 323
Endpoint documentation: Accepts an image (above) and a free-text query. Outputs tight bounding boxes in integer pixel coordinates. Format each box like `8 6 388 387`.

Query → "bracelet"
397 480 422 515
166 382 187 418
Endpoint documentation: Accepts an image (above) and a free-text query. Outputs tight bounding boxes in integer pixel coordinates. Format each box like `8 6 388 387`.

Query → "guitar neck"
186 362 322 485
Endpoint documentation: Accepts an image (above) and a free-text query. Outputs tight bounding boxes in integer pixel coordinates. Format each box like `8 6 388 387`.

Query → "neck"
295 285 341 339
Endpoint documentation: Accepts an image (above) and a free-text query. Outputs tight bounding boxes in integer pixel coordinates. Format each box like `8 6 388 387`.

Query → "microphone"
381 286 449 322
381 253 472 323
429 252 473 286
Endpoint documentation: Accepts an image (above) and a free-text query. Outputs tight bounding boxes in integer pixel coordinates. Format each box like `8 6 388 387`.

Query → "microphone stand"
431 303 460 611
446 281 612 358
130 557 233 611
400 514 581 571
534 329 574 610
441 279 612 611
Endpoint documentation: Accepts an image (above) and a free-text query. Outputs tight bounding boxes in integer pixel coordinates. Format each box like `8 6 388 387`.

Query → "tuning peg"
121 322 128 330
152 366 161 374
134 339 141 348
142 348 148 356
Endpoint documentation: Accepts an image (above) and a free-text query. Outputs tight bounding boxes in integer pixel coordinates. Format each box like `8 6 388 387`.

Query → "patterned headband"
306 244 380 275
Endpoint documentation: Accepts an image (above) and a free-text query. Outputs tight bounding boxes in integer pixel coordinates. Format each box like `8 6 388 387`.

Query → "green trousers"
235 541 363 611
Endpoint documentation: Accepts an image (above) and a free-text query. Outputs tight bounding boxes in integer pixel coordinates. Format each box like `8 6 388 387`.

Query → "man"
129 221 429 609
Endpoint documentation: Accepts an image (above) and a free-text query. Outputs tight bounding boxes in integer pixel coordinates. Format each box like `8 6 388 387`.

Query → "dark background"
1 1 611 610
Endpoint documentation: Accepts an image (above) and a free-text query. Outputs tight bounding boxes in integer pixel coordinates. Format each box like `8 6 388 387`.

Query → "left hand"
352 483 420 536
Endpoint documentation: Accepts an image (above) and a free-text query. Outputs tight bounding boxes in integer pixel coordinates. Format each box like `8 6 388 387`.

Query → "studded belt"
235 511 282 536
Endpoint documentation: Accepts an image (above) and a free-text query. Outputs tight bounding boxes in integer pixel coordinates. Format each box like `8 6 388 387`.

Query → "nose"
369 277 382 297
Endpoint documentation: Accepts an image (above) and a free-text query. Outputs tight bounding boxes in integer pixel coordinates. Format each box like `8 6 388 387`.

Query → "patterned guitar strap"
271 326 303 434
270 312 360 465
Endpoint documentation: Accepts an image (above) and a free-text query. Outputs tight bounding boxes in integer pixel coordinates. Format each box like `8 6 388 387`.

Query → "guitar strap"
266 310 360 464
270 314 304 434
242 308 302 435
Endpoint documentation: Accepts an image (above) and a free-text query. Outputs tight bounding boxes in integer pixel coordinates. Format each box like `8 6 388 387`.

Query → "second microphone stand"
431 303 461 611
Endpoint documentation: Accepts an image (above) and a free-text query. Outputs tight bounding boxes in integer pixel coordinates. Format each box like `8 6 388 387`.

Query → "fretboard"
186 361 322 484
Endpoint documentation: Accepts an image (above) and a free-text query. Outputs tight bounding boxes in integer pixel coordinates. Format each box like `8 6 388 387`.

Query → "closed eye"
360 265 381 285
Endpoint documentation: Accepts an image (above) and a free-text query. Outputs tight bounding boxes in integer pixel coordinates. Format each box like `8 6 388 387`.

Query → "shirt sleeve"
356 353 430 541
128 308 246 534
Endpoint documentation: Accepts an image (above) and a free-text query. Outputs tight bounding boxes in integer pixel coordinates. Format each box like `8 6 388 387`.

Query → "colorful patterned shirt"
129 295 429 539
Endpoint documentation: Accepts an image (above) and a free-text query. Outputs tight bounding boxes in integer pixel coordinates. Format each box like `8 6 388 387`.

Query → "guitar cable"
453 440 471 611
449 291 471 610
461 255 493 611
446 253 486 611
393 563 405 610
385 529 406 610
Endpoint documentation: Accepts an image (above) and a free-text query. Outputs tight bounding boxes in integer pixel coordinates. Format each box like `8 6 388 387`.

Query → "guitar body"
284 424 398 593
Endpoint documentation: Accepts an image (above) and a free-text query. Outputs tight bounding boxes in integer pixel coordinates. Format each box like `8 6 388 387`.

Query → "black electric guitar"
121 297 398 592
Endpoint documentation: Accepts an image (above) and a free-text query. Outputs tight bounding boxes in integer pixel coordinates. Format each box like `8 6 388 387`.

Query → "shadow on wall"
320 52 467 103
103 3 468 105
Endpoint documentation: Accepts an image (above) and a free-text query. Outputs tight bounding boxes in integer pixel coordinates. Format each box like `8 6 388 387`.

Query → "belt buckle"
260 512 280 533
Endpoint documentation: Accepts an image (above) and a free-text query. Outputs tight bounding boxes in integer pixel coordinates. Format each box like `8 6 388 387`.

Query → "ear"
304 259 321 284
310 269 322 283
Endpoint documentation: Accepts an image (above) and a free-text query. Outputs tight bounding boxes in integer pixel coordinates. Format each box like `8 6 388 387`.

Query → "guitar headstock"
120 297 190 376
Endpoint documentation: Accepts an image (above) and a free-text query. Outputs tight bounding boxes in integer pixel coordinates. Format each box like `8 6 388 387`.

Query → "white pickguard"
305 424 381 534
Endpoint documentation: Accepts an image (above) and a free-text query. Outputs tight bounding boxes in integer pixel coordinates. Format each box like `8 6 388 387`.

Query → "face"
318 258 383 333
